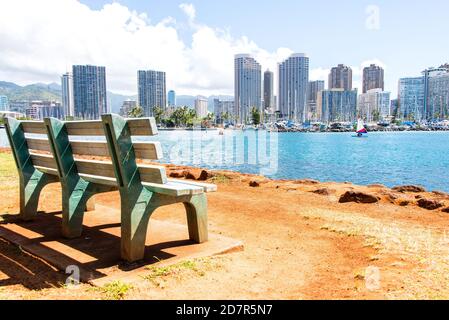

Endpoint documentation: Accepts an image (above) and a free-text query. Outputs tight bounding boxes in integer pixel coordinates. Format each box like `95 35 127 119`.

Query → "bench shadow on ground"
0 210 195 286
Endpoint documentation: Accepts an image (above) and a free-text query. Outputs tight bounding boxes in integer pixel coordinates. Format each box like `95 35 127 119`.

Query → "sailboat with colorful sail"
353 119 368 138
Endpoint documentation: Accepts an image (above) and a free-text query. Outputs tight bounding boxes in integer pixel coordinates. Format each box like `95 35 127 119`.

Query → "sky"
0 0 448 97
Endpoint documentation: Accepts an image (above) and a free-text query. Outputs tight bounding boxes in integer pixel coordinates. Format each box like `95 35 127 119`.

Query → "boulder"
442 207 449 213
339 191 379 204
249 180 260 187
417 199 444 210
198 170 213 181
392 185 426 193
399 200 410 207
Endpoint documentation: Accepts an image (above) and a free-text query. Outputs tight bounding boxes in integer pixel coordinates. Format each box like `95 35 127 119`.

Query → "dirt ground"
1 149 449 300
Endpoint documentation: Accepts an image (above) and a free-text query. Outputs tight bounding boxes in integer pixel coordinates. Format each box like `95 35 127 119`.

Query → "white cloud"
0 0 323 97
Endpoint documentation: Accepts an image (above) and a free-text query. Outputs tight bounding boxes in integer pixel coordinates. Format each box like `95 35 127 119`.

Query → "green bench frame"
4 114 216 262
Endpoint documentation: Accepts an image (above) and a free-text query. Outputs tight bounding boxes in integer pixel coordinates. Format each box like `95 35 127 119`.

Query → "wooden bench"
4 114 216 262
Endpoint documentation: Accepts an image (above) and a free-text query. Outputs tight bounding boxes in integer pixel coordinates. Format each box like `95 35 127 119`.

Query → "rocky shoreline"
164 164 449 215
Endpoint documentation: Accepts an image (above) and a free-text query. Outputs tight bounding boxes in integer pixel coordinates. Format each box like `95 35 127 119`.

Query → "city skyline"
1 1 449 98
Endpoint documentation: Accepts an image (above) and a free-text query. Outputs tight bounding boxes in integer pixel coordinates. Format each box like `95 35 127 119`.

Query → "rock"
169 170 186 178
311 188 335 196
249 180 260 187
294 179 320 185
184 171 197 180
417 199 444 210
198 170 213 181
442 207 449 213
432 191 449 199
382 192 398 203
339 191 379 204
392 185 426 193
415 195 423 199
399 200 410 206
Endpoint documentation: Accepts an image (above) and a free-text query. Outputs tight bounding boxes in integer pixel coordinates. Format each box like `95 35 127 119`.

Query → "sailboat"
353 119 368 138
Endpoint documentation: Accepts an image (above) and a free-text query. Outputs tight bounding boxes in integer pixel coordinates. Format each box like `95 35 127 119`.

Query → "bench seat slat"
26 138 52 152
78 175 205 196
21 118 157 136
21 121 47 134
30 153 167 184
64 118 158 136
168 179 217 193
142 181 204 196
26 138 162 160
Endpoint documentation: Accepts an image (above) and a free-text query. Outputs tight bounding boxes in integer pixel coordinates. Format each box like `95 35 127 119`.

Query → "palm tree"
128 105 144 118
153 106 165 124
251 107 261 126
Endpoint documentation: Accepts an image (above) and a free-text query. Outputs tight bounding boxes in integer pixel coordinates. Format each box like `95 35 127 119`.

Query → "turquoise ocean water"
1 128 448 192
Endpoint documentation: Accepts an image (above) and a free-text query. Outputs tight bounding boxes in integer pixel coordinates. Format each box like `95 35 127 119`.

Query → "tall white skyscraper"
358 89 391 122
195 96 209 118
61 72 74 118
278 53 309 122
234 54 262 124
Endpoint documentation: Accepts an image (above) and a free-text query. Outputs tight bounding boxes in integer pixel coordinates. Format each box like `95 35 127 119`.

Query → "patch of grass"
210 173 231 184
143 258 217 287
99 281 133 300
0 152 17 180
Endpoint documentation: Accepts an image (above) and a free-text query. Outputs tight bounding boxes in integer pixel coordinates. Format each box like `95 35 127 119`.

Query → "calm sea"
1 128 448 192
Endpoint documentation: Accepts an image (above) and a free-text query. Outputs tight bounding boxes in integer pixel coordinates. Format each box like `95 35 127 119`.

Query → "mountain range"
0 81 233 113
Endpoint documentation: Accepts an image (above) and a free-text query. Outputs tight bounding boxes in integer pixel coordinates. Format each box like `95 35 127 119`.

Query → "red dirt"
1 149 449 299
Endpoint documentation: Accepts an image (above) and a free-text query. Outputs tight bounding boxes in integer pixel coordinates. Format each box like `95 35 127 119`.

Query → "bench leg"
19 171 55 221
120 196 154 263
184 193 208 243
61 180 92 239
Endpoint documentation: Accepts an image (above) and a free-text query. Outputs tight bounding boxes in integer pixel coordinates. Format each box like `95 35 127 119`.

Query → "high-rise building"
363 64 384 93
317 89 358 123
398 67 449 121
278 53 309 122
168 90 176 107
194 96 209 119
0 95 8 111
214 98 235 124
307 80 325 122
263 70 274 113
398 77 426 121
72 65 107 120
424 67 449 120
119 99 137 117
234 54 262 124
25 101 63 120
61 72 74 118
358 89 391 122
329 64 352 90
138 70 166 116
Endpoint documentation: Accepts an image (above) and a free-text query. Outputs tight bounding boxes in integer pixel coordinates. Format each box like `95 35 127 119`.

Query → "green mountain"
0 81 135 114
0 81 61 101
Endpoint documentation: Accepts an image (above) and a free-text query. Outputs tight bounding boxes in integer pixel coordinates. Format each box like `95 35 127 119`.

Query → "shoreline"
0 146 447 193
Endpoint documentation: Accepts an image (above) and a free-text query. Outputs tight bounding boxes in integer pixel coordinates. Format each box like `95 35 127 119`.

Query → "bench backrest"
5 116 167 185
